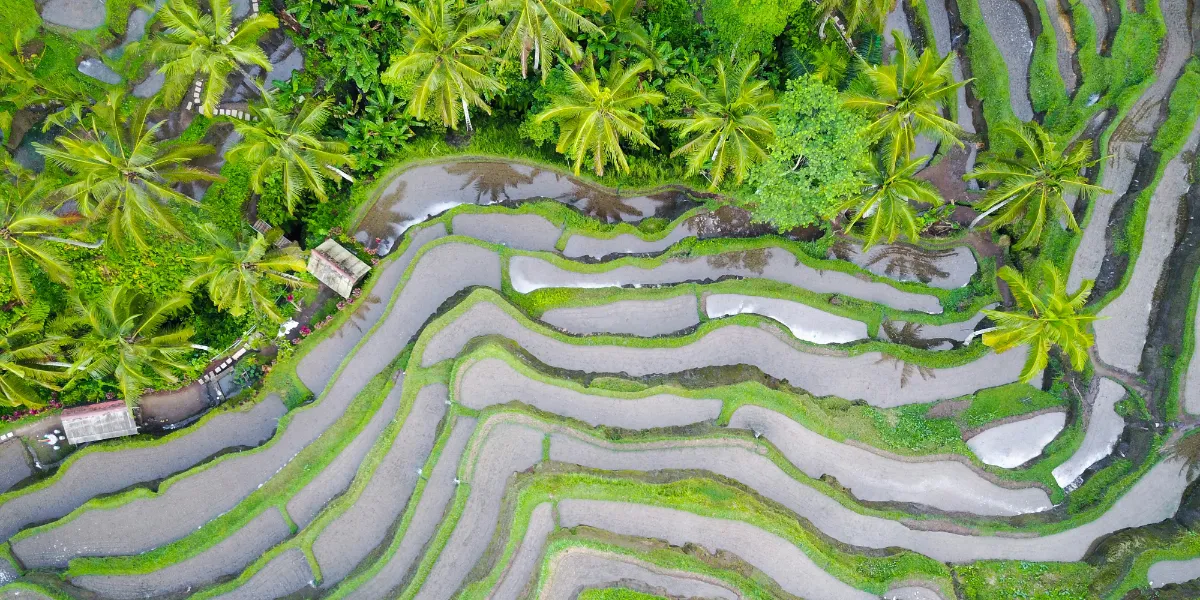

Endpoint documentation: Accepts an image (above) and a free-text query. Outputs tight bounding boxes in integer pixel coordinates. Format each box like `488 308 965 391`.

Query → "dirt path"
1095 121 1200 372
728 405 1052 516
558 500 875 600
458 357 722 429
538 546 740 600
311 383 448 587
539 296 701 337
422 296 1029 408
0 397 284 544
510 251 944 314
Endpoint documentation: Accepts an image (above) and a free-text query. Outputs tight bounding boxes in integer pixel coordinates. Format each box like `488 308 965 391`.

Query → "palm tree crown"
664 56 778 189
64 286 197 404
0 314 68 409
151 0 279 115
383 0 505 131
227 95 353 215
981 264 1098 383
842 32 965 168
966 122 1107 250
0 167 72 304
187 225 313 323
535 58 665 177
831 154 944 248
36 92 218 250
474 0 606 80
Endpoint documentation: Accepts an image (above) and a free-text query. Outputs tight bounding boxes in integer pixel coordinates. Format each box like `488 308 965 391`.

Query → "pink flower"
299 325 312 336
291 338 301 345
371 257 380 265
286 294 295 302
336 301 347 310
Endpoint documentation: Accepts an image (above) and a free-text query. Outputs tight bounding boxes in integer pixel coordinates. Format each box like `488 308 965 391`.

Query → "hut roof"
61 401 139 445
307 240 371 298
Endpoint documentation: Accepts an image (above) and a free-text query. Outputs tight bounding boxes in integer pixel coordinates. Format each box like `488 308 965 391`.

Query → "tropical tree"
0 314 69 409
977 264 1098 384
842 31 966 168
227 95 353 214
534 58 665 177
0 33 90 133
816 0 894 35
63 286 198 404
664 56 779 189
966 122 1107 250
604 0 660 70
151 0 279 116
187 225 313 322
831 154 944 248
36 92 218 250
473 0 606 80
0 168 72 304
383 0 504 131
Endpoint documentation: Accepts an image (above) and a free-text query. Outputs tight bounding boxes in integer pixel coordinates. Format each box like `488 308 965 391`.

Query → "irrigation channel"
2 153 1200 600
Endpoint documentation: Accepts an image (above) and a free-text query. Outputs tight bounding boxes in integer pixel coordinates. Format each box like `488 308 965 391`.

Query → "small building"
61 401 139 445
307 239 371 299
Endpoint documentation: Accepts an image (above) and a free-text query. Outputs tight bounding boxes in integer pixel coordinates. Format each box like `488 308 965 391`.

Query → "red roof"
62 400 128 419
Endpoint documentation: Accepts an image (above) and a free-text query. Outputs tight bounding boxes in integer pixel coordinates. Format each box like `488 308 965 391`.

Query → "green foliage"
704 0 803 57
0 0 39 46
832 154 943 248
956 560 1096 600
1027 0 1068 118
1151 59 1200 155
579 589 666 600
743 77 867 230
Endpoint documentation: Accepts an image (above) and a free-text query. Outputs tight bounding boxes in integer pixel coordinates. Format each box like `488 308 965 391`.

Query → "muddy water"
967 412 1066 468
705 294 868 344
1052 377 1126 488
356 161 690 255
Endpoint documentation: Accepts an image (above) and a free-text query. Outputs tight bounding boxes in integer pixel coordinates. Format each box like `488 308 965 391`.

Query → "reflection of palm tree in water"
705 249 771 275
878 319 939 387
571 183 643 222
443 162 538 204
831 239 952 284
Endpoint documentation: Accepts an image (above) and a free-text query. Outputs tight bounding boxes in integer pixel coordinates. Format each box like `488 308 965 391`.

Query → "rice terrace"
0 0 1198 597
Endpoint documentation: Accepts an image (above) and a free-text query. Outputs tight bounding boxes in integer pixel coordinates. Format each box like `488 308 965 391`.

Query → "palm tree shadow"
865 245 953 284
443 162 538 204
878 320 939 387
705 248 772 275
570 184 643 222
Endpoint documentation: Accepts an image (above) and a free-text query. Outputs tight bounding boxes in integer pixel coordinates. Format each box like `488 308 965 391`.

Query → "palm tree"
830 154 944 248
151 0 279 116
842 31 966 169
64 286 198 404
977 264 1098 384
187 225 313 322
36 92 218 250
664 57 778 189
605 0 660 71
227 95 353 215
383 0 505 131
966 122 1107 250
0 169 73 304
473 0 606 80
534 58 665 177
0 34 90 131
0 315 69 409
817 0 894 35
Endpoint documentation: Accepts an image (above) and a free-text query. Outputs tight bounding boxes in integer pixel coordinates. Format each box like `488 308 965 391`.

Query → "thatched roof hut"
307 240 371 298
61 401 139 445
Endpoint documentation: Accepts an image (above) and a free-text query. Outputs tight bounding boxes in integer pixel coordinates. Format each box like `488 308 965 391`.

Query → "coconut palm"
383 0 505 131
36 92 218 251
0 34 90 132
63 286 198 404
842 32 966 169
0 315 69 409
151 0 279 116
830 154 944 248
817 0 894 34
977 264 1098 384
0 169 73 304
664 56 778 189
473 0 606 80
227 95 353 215
966 122 1107 250
534 58 665 177
605 0 660 70
187 225 313 322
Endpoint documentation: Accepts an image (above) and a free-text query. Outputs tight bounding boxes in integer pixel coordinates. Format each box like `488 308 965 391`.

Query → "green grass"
1029 0 1070 117
953 0 1019 149
956 560 1097 599
0 0 40 44
579 587 667 599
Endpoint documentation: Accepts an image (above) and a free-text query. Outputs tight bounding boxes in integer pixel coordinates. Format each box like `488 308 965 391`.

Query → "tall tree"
534 58 665 177
64 286 197 404
187 225 313 323
744 77 867 231
978 264 1098 384
473 0 606 80
383 0 505 131
0 314 68 409
664 56 778 189
842 31 965 168
151 0 279 116
36 92 218 250
966 122 1107 250
831 154 944 248
227 95 353 215
0 168 72 304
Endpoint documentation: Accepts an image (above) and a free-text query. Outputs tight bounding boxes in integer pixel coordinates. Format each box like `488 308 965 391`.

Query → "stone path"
40 0 105 29
967 411 1067 468
539 547 740 600
510 251 944 314
539 296 701 337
